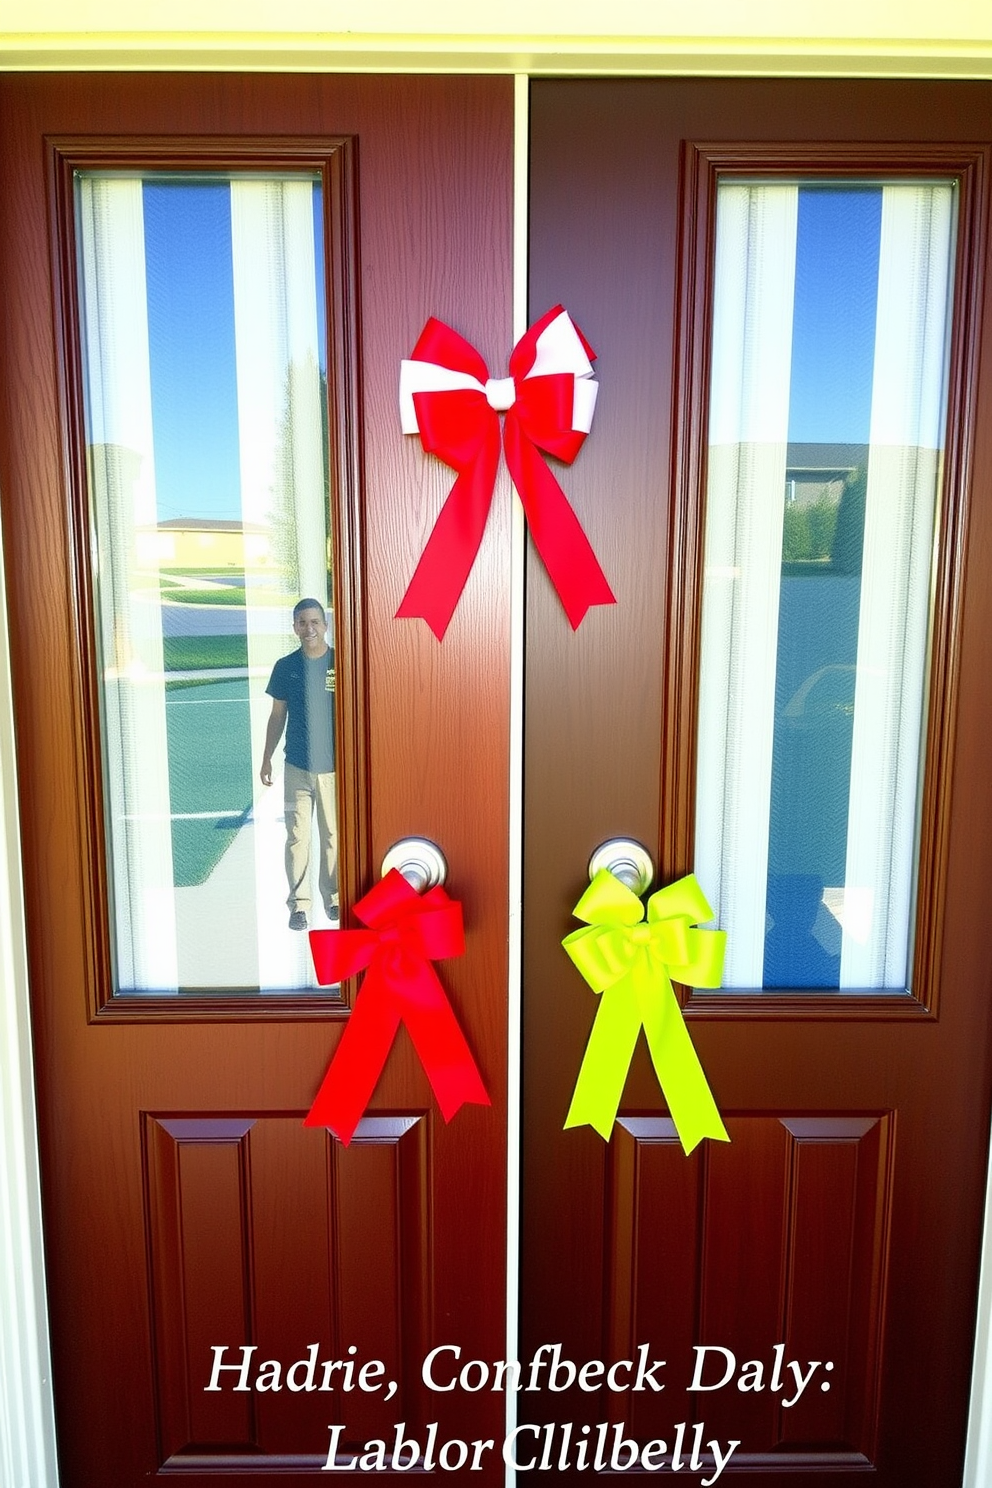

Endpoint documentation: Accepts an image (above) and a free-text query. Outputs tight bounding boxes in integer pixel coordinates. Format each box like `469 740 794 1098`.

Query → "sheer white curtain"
695 184 798 987
77 176 179 992
231 178 329 989
841 184 954 987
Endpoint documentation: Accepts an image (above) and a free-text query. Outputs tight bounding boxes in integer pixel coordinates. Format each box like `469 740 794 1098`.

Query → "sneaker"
326 903 340 923
288 910 308 931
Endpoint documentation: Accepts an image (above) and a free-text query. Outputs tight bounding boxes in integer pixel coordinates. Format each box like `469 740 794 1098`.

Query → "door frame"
3 37 992 1488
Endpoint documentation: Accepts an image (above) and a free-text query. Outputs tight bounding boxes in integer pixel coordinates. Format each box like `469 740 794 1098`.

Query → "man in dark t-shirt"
260 598 337 931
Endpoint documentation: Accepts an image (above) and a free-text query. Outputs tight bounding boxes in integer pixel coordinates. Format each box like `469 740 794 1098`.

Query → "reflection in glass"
695 180 955 991
77 172 338 994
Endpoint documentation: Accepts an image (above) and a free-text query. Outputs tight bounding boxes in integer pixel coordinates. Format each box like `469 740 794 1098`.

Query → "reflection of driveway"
159 602 290 637
172 786 328 991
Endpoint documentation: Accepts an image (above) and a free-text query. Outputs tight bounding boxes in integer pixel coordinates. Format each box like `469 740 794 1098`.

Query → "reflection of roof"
786 441 867 473
154 518 269 534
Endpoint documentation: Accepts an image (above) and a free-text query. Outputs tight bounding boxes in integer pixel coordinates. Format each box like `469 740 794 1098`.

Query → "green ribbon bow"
563 868 729 1154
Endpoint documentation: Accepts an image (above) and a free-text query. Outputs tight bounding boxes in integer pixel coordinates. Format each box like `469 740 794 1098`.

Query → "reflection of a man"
259 599 338 931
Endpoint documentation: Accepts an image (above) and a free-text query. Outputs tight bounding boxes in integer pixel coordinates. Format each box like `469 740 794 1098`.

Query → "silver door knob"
381 838 448 893
587 838 654 895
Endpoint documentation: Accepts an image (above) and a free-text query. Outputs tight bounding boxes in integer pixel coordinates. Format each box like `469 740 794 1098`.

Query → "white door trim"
965 1163 992 1485
0 507 60 1488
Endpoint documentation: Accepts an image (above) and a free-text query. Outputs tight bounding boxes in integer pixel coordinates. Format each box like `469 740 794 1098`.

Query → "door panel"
0 73 512 1485
144 1114 431 1467
603 1116 891 1463
524 79 992 1485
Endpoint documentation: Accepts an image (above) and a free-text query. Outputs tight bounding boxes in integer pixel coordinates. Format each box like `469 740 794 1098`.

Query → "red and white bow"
397 305 616 639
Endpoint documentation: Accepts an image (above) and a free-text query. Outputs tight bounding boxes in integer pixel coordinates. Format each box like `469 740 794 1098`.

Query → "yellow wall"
2 1 991 74
138 529 263 570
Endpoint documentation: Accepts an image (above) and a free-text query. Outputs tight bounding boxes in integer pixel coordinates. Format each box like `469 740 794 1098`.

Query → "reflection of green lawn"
166 589 287 605
166 677 253 887
163 635 249 671
169 587 248 605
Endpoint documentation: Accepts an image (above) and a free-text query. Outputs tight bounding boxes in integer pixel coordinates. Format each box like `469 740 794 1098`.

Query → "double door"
2 72 992 1488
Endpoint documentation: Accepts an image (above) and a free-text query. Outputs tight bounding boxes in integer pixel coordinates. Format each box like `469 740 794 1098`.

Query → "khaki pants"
283 764 337 915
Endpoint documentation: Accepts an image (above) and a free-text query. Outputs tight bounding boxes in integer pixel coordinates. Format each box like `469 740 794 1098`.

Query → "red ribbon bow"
305 869 490 1144
397 305 616 639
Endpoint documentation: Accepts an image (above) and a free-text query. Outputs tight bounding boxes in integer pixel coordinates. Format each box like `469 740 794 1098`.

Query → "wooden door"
522 80 992 1484
0 74 512 1485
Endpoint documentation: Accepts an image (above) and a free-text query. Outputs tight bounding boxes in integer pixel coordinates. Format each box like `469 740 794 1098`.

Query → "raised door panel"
603 1116 890 1466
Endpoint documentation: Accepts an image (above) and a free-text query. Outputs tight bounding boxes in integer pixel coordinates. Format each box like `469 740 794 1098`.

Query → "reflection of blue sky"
770 186 883 987
788 187 882 446
143 180 326 524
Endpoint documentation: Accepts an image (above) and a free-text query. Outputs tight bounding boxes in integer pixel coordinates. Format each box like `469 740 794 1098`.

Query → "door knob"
587 838 654 896
381 837 448 893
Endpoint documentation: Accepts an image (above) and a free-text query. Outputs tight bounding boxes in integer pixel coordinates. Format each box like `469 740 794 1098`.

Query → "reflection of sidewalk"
173 783 336 991
166 666 265 682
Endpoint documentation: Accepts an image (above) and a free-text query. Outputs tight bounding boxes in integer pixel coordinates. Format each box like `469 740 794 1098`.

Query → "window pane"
695 180 956 992
77 171 341 995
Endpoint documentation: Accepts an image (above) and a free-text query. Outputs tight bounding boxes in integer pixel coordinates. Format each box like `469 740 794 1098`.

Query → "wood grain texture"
144 1113 432 1469
522 1111 891 1471
0 72 513 1487
523 78 992 1488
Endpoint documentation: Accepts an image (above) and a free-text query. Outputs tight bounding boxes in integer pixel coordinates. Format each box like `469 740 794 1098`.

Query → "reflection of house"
785 442 866 506
136 517 274 569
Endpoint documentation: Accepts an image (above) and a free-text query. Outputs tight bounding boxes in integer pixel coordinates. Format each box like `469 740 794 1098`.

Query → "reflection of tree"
781 463 867 572
830 464 867 574
782 494 839 564
266 354 330 592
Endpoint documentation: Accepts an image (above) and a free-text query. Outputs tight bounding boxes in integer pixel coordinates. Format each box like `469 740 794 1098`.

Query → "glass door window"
695 179 956 991
77 171 339 995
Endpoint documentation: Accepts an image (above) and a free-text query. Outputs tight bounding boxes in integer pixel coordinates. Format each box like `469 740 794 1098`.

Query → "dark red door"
0 73 512 1485
522 79 992 1485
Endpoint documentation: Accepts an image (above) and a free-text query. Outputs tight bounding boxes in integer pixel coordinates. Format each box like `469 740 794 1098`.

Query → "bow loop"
411 315 490 382
308 927 380 986
411 386 495 467
508 303 596 382
510 372 585 460
402 898 466 962
352 867 423 927
398 307 615 638
644 873 724 988
572 867 644 927
646 871 714 928
564 922 640 992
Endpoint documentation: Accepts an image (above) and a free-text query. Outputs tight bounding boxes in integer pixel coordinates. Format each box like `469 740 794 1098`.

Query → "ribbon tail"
304 970 402 1145
504 419 615 628
642 976 729 1155
396 432 500 640
564 977 642 1139
400 963 490 1121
